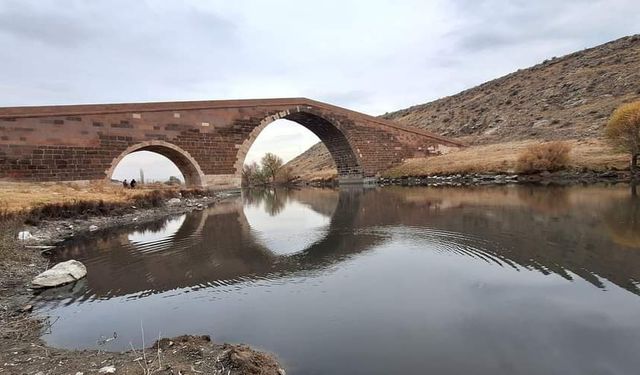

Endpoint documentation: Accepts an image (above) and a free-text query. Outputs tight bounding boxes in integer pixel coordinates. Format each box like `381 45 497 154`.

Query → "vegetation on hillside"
384 35 640 144
283 35 640 180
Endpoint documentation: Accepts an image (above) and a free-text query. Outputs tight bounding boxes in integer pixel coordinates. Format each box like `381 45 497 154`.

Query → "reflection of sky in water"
36 234 640 375
127 215 186 244
244 200 330 255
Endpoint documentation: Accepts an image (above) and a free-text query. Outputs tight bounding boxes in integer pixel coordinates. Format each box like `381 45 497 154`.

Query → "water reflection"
127 214 186 249
243 188 332 255
34 185 640 374
604 195 640 248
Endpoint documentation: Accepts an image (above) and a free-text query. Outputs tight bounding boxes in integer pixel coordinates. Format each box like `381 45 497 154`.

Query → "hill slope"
284 142 336 182
286 35 640 179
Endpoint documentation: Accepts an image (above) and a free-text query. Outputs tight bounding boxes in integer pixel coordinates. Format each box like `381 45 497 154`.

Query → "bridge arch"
235 107 364 182
106 140 205 187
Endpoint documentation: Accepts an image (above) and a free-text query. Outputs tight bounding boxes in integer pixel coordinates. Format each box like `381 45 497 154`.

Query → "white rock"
533 119 551 128
17 231 33 240
89 225 98 231
98 365 116 373
167 197 181 205
32 260 87 288
75 372 84 375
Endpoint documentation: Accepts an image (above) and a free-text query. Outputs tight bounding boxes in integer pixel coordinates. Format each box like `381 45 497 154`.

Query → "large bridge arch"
106 140 205 187
235 107 364 183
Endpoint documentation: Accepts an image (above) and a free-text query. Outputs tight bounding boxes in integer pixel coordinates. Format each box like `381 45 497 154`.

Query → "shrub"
516 141 571 173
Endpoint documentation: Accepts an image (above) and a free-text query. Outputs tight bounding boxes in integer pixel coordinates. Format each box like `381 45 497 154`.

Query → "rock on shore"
31 260 87 288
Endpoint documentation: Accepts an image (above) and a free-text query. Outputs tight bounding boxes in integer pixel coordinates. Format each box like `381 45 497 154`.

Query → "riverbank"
287 138 631 186
0 189 285 375
379 169 632 187
382 139 627 178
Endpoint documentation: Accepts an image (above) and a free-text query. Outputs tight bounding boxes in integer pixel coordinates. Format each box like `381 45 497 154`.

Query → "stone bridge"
0 98 463 188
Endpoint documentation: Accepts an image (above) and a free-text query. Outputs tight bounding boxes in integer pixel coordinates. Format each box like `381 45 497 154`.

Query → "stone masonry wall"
0 98 463 188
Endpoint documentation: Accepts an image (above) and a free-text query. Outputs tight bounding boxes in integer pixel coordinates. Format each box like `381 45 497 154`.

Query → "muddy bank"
2 327 283 375
0 190 285 375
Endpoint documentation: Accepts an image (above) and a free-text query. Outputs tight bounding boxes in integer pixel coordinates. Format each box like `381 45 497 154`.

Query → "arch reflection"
243 188 334 256
37 187 380 303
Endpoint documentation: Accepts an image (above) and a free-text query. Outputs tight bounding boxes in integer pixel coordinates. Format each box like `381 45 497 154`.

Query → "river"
34 185 640 374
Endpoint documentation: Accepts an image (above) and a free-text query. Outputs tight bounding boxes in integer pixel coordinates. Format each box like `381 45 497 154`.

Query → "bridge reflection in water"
40 185 640 303
34 185 640 374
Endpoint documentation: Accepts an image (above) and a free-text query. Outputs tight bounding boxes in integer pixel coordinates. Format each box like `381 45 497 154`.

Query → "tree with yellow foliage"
605 101 640 175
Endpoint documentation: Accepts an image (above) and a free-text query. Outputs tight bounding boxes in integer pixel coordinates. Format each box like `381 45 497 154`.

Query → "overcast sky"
2 0 639 180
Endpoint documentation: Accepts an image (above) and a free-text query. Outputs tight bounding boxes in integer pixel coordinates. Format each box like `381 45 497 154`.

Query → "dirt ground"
0 193 284 375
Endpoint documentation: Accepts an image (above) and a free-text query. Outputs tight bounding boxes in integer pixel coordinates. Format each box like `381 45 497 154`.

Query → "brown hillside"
286 35 640 179
285 142 335 182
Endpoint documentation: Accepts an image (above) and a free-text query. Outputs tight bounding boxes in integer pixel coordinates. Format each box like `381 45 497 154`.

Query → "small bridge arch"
106 140 206 187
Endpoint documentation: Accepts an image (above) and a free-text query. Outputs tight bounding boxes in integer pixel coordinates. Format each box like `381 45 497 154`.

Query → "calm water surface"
35 185 640 374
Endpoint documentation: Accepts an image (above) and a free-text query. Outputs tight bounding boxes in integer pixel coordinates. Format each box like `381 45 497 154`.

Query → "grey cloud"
0 0 638 112
316 90 372 108
0 0 98 47
446 0 638 54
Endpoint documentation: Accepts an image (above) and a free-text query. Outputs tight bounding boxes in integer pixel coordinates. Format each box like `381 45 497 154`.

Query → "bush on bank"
516 141 571 173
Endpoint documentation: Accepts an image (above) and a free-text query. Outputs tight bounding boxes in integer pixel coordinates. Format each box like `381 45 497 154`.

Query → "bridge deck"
0 98 464 147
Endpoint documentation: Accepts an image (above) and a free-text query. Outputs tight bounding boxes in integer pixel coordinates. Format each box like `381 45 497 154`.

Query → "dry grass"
0 181 211 227
516 141 571 173
383 138 628 177
0 209 27 263
0 181 180 213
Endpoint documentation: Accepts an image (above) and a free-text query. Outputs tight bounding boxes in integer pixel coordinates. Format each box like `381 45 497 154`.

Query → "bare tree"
242 161 261 187
606 101 640 174
260 153 283 183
